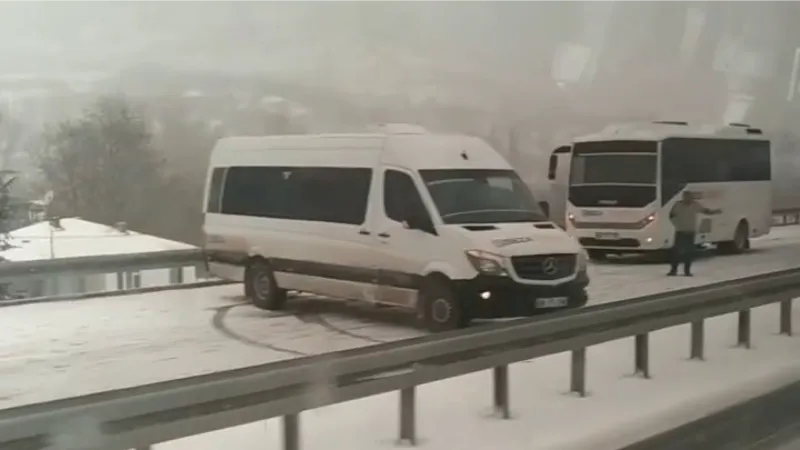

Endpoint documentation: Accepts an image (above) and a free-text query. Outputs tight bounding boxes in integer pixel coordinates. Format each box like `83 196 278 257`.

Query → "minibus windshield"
420 169 548 224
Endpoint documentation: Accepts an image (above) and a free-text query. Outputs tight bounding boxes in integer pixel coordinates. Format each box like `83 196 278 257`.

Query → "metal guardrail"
772 208 800 226
0 249 217 305
0 266 797 450
0 279 234 308
0 249 205 282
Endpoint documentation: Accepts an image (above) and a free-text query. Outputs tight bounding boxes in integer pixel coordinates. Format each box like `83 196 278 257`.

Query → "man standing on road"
668 190 722 277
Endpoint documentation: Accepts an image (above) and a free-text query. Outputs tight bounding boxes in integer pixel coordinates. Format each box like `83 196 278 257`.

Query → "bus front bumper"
570 229 671 251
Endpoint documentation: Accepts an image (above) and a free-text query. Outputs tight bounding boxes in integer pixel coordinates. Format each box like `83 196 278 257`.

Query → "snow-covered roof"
574 122 768 143
0 218 196 262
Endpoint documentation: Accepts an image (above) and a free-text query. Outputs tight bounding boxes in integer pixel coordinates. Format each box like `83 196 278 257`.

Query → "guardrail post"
283 413 300 450
690 320 705 360
195 262 210 279
570 347 587 397
634 333 650 378
493 365 510 418
398 387 416 445
780 299 793 336
737 309 751 348
169 267 184 284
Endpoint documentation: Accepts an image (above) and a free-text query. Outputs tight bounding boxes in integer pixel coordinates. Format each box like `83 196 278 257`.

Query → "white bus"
548 122 772 260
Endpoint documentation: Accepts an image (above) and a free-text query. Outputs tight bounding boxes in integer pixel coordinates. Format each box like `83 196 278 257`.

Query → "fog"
0 1 587 106
0 2 793 112
1 1 800 220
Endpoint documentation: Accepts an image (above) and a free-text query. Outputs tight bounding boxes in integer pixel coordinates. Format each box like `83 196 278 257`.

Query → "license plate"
595 232 619 239
535 297 569 308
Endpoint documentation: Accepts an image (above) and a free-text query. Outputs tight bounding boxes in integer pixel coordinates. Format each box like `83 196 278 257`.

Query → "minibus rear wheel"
246 259 288 311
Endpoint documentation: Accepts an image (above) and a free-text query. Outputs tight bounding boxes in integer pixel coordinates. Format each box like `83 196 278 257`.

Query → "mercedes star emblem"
541 257 558 275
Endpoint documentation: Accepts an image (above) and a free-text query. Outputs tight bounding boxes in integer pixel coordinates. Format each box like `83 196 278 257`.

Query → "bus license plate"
536 297 569 308
595 232 619 239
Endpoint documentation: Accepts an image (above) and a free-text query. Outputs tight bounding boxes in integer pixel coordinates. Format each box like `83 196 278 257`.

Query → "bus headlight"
465 250 508 276
634 214 656 229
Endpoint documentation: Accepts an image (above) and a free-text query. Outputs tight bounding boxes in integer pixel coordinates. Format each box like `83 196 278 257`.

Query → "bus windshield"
570 154 657 185
419 169 548 224
570 141 658 186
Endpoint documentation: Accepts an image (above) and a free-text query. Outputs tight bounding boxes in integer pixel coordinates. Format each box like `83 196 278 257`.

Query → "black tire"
245 259 288 310
718 220 749 255
418 276 469 332
587 249 608 262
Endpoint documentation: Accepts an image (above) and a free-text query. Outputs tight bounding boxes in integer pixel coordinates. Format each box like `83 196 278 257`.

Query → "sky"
1 2 798 154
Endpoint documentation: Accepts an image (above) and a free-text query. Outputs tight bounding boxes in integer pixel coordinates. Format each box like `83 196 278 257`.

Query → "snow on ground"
162 303 800 450
1 227 800 409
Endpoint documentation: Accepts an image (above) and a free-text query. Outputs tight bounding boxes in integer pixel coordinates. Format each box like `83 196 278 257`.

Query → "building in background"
0 217 199 298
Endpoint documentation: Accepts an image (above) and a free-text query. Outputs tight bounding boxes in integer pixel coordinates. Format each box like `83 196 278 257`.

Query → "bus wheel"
587 249 608 261
718 220 749 255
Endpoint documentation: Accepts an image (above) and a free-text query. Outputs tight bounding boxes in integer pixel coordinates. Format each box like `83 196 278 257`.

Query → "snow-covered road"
1 226 800 409
162 287 800 450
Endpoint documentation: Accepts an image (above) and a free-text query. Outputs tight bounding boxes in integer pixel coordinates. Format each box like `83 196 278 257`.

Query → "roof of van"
210 131 512 171
212 123 432 151
214 134 386 151
575 122 769 143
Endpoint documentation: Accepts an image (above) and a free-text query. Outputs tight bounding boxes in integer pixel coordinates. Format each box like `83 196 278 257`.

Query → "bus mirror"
547 155 557 180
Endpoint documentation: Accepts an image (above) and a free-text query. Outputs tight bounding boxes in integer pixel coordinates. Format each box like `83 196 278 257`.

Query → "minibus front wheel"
418 274 470 332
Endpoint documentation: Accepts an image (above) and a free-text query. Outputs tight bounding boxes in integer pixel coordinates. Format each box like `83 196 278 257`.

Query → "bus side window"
547 154 557 180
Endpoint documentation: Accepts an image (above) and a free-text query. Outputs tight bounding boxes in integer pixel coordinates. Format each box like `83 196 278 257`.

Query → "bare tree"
35 96 169 236
0 114 29 173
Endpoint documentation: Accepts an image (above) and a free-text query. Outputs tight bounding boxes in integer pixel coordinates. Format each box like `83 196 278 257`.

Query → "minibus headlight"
465 250 508 276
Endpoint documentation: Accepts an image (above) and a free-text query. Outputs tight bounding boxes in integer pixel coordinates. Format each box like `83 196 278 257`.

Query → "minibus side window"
384 170 434 232
220 166 372 225
206 167 227 213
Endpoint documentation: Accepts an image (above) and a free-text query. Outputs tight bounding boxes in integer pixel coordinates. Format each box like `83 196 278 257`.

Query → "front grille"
511 254 576 281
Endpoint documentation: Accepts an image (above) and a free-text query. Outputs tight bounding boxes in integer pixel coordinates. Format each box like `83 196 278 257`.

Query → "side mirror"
405 211 436 234
547 154 557 180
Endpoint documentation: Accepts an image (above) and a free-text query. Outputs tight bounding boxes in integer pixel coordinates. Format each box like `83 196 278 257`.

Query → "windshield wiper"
441 208 532 219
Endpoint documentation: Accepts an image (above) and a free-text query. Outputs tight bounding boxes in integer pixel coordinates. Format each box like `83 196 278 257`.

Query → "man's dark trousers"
669 231 696 275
